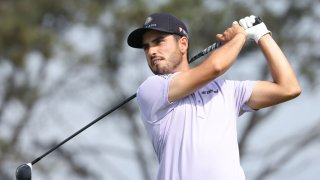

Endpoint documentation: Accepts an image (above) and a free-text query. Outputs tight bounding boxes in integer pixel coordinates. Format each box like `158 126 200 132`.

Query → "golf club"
15 42 221 180
15 17 262 180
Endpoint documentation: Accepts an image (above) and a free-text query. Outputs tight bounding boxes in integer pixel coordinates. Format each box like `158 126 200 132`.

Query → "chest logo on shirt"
201 89 218 95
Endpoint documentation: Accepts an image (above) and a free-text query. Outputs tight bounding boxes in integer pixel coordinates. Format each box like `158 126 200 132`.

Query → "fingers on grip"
250 15 256 23
216 34 224 41
239 19 248 29
239 15 257 29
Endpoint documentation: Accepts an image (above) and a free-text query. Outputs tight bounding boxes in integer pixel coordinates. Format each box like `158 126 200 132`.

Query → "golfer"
127 13 301 180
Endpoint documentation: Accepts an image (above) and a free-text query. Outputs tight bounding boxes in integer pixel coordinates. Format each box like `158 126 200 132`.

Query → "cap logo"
144 17 152 25
179 27 188 37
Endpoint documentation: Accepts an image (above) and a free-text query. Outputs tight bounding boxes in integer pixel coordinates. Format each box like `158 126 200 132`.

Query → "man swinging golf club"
15 13 301 180
127 13 301 180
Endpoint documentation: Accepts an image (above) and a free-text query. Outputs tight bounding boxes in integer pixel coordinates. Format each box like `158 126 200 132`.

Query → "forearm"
236 15 301 109
206 33 246 76
168 33 245 102
189 33 246 85
258 34 301 94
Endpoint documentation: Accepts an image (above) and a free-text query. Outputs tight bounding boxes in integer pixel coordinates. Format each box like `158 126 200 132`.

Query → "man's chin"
150 65 172 75
152 69 169 75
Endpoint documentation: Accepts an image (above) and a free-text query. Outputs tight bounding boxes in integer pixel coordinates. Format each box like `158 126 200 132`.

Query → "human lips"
151 56 164 66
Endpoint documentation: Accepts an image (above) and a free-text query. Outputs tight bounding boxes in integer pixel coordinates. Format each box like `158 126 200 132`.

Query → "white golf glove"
236 15 271 43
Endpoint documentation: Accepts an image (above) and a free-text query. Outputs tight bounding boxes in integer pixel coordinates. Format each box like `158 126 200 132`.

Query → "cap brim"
127 27 175 48
127 28 148 48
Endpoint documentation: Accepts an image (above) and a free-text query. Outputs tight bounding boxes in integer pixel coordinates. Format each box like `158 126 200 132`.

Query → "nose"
148 45 158 55
145 46 157 60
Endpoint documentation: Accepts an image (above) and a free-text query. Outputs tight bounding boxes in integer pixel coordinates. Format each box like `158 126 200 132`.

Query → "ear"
179 37 188 54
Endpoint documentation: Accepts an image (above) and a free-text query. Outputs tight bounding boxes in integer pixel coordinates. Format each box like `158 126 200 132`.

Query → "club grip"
253 16 262 26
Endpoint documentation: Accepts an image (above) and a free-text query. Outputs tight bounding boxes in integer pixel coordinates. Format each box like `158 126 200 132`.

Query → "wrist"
252 22 271 43
235 32 247 42
257 33 272 46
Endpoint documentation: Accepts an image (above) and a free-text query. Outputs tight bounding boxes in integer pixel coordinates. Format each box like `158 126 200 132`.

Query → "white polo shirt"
137 74 256 180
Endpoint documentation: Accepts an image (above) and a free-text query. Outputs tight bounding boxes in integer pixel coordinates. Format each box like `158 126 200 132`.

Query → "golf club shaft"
31 42 222 165
188 42 221 64
32 94 137 165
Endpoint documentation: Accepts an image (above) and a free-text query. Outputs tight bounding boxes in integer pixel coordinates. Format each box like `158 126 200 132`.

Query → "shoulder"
137 74 176 98
139 74 172 89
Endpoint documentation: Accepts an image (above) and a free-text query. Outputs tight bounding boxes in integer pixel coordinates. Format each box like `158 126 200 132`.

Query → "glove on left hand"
237 15 271 43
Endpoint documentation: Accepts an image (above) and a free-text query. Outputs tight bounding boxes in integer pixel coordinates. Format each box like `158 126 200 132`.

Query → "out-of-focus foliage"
1 0 319 179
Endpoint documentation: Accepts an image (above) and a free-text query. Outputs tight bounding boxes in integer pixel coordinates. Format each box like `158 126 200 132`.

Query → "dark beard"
150 58 183 75
150 64 171 75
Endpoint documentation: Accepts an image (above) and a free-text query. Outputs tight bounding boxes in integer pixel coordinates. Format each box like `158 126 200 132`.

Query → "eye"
155 38 164 45
142 44 149 51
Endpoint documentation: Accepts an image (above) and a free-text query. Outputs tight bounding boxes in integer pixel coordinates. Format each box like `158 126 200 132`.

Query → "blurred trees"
0 0 319 179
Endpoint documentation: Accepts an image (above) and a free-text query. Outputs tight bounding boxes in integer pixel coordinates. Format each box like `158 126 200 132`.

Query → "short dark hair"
173 34 190 60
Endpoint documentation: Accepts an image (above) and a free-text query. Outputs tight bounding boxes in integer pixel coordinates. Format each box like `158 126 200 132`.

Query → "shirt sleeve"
231 80 257 116
136 74 177 124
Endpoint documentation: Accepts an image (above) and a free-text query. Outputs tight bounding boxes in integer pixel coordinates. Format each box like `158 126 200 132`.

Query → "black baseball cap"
127 13 188 48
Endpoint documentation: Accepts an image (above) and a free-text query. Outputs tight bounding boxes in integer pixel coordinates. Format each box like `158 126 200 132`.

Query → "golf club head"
16 163 32 180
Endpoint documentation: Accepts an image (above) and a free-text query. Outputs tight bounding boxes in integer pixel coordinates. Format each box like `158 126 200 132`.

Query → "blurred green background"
0 0 319 179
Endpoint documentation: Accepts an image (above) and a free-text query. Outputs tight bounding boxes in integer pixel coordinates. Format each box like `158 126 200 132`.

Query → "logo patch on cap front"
144 17 152 25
